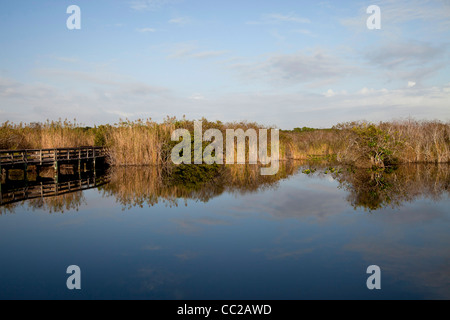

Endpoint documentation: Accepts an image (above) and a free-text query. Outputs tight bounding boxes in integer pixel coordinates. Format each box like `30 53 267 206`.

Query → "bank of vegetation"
1 118 449 168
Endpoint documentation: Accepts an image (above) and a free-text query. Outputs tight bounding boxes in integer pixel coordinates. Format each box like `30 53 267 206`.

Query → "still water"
0 162 449 300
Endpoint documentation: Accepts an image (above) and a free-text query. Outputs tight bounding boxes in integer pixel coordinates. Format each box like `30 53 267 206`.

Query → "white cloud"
189 93 206 101
189 51 228 59
265 13 310 24
324 89 335 97
292 29 313 36
365 41 445 69
408 81 416 88
130 0 179 11
247 12 310 25
359 87 374 95
341 0 450 32
167 43 227 60
380 0 450 28
1 76 449 128
136 27 156 33
54 56 79 63
363 40 448 82
168 17 190 25
231 50 356 87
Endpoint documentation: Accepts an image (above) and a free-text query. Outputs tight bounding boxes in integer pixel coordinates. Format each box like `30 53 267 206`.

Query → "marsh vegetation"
1 119 449 169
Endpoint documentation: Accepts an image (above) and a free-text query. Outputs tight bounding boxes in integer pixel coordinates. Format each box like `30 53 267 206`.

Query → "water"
0 162 449 300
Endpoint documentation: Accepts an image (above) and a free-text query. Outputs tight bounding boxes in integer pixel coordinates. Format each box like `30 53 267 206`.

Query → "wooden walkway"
0 173 109 206
0 147 107 169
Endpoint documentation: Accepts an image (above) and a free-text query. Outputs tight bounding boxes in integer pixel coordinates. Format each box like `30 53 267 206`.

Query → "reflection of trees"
332 164 450 211
0 171 106 214
2 162 449 213
100 162 302 209
26 191 87 214
0 191 86 215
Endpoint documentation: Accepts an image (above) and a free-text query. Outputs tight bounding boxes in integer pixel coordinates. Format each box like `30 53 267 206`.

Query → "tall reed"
1 118 449 167
104 118 175 166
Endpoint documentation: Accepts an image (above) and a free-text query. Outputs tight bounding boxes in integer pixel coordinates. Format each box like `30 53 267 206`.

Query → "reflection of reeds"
83 162 450 211
100 162 303 209
0 191 86 215
223 162 299 194
329 163 450 211
100 166 219 208
2 162 449 214
27 191 87 214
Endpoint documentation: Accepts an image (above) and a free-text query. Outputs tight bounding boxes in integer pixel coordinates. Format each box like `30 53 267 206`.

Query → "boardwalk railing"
0 147 107 167
0 173 109 206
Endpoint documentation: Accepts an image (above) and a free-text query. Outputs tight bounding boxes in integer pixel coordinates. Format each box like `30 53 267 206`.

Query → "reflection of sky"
0 172 449 299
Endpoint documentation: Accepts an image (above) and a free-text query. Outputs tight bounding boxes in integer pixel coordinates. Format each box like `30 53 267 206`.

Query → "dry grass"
282 119 450 166
0 120 94 149
1 118 449 167
105 118 175 166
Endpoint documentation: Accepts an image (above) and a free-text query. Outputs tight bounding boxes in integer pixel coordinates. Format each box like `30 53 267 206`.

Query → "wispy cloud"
381 0 450 27
247 12 310 25
265 13 311 23
54 56 79 63
364 40 447 82
231 50 355 87
136 27 156 33
1 73 450 129
168 17 191 25
130 0 179 11
341 0 450 32
365 41 446 68
189 50 228 59
189 93 206 100
167 43 227 60
291 29 313 36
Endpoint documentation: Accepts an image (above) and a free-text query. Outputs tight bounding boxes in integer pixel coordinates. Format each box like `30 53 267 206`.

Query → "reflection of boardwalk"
0 173 109 206
1 147 108 196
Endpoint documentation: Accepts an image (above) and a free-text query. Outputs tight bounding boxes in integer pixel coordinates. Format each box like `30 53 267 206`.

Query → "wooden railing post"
54 149 59 184
93 148 96 169
23 150 28 182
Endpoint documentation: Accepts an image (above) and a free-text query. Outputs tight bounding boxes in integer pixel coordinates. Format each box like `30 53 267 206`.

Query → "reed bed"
1 118 448 167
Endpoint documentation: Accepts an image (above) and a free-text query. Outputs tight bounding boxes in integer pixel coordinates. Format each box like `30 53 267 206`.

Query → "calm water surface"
0 162 449 299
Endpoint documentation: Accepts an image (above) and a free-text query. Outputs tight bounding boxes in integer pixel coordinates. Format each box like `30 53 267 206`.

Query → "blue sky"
0 0 449 128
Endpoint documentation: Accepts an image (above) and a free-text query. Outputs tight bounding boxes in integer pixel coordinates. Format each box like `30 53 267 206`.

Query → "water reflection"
103 162 449 212
100 162 300 208
0 170 108 214
1 162 449 213
307 163 450 211
0 162 449 299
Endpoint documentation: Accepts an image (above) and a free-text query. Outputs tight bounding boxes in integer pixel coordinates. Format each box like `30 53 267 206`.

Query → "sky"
0 0 449 129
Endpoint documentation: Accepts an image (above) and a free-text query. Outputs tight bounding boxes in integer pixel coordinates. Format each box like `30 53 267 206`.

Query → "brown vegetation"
1 118 449 168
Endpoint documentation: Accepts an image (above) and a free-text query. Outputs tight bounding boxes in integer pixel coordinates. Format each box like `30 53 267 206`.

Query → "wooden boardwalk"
0 173 109 206
0 147 107 169
1 147 108 205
